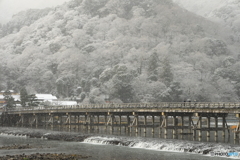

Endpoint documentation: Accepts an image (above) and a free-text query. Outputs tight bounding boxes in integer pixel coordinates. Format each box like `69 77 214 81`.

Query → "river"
0 125 239 159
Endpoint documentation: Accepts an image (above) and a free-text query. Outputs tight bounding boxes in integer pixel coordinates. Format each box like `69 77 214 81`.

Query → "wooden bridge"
2 102 240 139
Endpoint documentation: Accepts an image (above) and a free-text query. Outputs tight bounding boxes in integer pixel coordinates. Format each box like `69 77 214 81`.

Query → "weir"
2 102 240 140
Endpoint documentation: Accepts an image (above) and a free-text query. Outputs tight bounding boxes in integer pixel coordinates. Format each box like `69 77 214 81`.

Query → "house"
34 94 58 102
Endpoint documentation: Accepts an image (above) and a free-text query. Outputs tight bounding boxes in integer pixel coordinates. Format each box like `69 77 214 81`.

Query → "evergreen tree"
169 82 183 102
111 66 134 103
161 58 173 87
20 87 28 107
148 51 159 76
28 94 37 106
3 90 15 108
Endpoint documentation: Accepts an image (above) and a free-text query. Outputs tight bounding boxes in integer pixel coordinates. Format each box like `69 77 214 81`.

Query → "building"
34 94 58 102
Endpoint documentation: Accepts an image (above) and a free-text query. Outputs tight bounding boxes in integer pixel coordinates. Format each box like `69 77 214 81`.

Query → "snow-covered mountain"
0 0 239 103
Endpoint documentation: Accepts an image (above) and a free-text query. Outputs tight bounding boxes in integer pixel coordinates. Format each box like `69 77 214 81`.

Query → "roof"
0 95 20 101
51 101 77 106
35 94 57 101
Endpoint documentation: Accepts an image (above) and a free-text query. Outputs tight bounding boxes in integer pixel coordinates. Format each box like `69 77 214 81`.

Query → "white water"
83 136 240 158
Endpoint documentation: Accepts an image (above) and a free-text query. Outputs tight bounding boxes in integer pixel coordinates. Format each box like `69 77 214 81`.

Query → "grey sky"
0 0 71 24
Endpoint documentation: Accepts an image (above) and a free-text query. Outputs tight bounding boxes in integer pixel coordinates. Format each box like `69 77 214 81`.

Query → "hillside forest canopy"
0 0 240 103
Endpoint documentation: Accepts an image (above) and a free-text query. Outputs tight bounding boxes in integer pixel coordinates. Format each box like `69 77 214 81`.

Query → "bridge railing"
6 102 240 112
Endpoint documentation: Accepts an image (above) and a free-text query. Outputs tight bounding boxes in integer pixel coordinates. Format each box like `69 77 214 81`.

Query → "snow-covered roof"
35 94 57 101
0 94 57 102
0 90 17 94
51 101 77 106
0 95 20 101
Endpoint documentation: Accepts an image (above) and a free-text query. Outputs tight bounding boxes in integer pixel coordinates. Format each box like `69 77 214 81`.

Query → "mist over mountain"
0 0 239 103
173 0 240 46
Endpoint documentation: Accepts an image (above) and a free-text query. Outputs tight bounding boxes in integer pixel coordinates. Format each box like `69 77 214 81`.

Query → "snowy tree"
20 87 28 107
160 58 173 87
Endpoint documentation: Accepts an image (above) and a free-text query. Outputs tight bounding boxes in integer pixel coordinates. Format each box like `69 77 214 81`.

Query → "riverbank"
0 143 91 159
0 153 90 159
0 127 90 142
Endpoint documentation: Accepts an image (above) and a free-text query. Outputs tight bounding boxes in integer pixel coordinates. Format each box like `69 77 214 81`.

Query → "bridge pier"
111 114 115 132
198 116 202 137
172 116 177 136
127 115 130 133
180 116 183 134
207 116 210 137
159 115 163 135
152 115 154 133
97 115 99 131
119 115 122 132
164 115 168 135
188 115 192 134
144 115 147 133
215 116 218 137
222 116 226 137
134 114 139 133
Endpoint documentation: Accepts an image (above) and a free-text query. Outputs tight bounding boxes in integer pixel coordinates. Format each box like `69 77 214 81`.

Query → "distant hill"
0 0 239 103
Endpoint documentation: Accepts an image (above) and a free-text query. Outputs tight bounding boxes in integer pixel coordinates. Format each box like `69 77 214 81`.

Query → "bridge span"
2 102 240 139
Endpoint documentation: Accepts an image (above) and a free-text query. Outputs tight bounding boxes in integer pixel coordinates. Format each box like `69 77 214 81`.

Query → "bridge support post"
164 115 168 135
222 116 226 137
135 115 139 133
119 115 122 132
51 114 54 130
21 115 24 127
152 115 155 133
127 115 130 133
35 115 38 128
109 114 114 132
74 115 77 129
173 116 177 136
89 115 94 131
144 115 147 133
181 116 184 134
104 115 107 131
77 115 80 130
67 113 71 130
198 116 202 137
84 115 88 130
215 116 218 137
60 115 63 129
207 116 210 137
159 115 162 135
43 114 45 128
97 115 99 131
188 115 191 133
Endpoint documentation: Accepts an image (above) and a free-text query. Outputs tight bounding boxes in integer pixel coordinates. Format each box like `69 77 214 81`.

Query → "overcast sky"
0 0 71 24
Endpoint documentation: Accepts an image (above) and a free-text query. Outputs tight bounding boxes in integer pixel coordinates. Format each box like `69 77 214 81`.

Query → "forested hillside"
0 0 239 103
